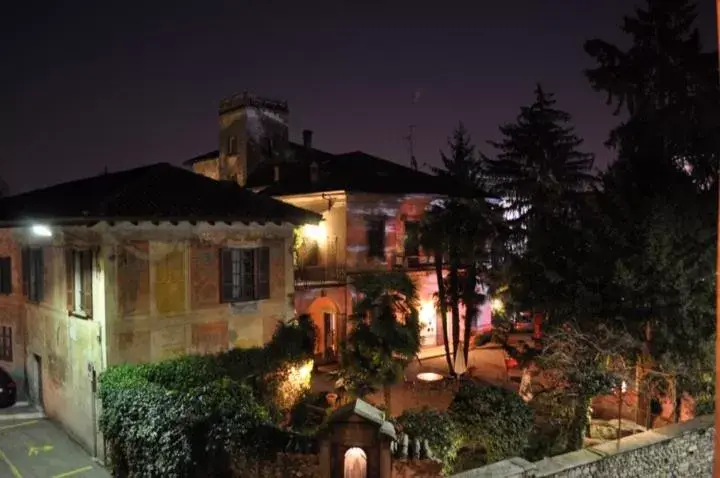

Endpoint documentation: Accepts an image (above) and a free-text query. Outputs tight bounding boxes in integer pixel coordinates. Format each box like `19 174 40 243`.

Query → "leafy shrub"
288 391 329 435
396 407 461 473
99 317 316 477
448 381 534 468
474 331 494 347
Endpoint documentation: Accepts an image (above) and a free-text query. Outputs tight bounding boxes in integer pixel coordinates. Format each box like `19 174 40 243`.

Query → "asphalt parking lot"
0 419 109 478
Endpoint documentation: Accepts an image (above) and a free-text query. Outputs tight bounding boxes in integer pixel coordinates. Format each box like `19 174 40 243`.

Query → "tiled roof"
0 163 320 227
183 143 480 198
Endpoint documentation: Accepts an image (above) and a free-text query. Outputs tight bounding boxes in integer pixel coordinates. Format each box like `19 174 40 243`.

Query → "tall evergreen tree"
421 124 499 370
485 85 595 317
584 0 720 187
583 0 717 414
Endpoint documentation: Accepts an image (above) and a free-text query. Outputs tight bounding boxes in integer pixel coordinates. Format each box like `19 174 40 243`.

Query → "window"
228 135 237 155
0 327 11 361
404 221 420 257
220 247 270 303
66 249 93 317
265 138 274 157
367 218 386 259
21 248 44 303
0 257 10 295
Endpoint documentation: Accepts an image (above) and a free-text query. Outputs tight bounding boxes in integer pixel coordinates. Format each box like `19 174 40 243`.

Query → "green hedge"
99 316 316 477
395 407 461 474
449 381 534 470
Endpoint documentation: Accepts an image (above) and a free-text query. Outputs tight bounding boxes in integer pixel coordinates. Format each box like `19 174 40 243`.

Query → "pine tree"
584 0 717 414
584 0 719 186
486 84 595 255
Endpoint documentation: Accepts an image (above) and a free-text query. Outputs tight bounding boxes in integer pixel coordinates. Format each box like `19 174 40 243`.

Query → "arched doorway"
307 296 340 362
344 447 367 478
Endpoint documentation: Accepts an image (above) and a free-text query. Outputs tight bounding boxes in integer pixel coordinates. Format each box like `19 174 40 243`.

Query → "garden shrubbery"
99 316 316 477
448 381 534 471
395 407 461 474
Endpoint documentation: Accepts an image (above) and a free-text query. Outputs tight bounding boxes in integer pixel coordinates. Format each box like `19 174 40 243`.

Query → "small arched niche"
344 447 367 478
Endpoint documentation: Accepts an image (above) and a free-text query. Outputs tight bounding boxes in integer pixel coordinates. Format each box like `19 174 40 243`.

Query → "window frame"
366 217 386 259
0 326 12 362
220 246 270 303
0 257 11 295
404 220 421 257
66 248 94 319
22 248 44 303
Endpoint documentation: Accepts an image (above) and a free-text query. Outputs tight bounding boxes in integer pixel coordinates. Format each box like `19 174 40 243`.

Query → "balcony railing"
295 263 347 287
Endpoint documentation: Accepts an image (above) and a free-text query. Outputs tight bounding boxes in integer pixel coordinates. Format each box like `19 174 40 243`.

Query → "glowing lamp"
300 222 327 243
31 224 52 237
490 298 504 313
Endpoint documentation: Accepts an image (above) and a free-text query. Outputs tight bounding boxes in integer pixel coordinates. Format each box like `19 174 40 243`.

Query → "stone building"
185 91 493 364
0 162 319 455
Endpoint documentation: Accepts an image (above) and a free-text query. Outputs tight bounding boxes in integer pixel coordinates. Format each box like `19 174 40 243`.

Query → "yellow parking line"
0 447 22 478
52 466 93 478
0 420 39 432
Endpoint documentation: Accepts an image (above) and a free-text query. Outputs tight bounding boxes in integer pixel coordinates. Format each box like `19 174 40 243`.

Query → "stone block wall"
452 415 714 478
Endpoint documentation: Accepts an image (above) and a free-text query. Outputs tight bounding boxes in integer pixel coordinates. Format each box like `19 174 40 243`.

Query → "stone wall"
452 415 714 478
234 454 442 478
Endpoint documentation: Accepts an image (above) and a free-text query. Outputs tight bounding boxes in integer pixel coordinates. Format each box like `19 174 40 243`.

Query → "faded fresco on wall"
191 321 229 354
47 316 68 385
154 244 187 315
119 241 150 316
190 244 219 309
151 325 188 361
117 331 151 363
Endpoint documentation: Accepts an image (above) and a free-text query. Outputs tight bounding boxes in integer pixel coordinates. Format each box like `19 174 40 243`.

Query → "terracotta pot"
326 393 338 407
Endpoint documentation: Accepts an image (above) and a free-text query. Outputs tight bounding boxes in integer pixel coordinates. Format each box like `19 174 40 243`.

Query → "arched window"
344 447 367 478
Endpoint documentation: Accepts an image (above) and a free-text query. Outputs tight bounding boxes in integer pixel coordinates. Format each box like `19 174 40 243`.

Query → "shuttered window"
0 326 11 361
0 257 11 295
22 248 44 303
220 247 270 303
66 249 93 318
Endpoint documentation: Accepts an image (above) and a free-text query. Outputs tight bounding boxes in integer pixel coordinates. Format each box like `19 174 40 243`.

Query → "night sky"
1 1 716 195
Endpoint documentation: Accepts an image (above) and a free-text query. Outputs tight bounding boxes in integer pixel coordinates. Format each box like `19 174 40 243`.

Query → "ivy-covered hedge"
449 381 534 471
99 316 316 477
395 407 461 474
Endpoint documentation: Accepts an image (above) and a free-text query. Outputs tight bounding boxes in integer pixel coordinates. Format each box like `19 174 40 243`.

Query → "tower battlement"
219 91 289 115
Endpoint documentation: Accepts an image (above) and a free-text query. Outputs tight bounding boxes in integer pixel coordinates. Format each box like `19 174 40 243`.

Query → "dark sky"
1 1 716 195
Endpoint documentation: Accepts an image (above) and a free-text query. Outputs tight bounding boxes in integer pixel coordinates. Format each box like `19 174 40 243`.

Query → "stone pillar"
379 444 392 478
319 439 331 478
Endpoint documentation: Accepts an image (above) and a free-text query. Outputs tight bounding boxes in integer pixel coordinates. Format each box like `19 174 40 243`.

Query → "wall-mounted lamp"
31 224 52 238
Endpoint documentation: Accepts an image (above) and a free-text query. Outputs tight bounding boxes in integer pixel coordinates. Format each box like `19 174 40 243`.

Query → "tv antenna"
404 89 422 170
404 125 418 171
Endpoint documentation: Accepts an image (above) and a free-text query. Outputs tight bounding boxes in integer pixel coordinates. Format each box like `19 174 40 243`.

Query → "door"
323 312 335 361
26 354 42 409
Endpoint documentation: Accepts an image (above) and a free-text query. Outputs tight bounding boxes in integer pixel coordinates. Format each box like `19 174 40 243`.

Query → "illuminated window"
0 257 11 295
0 326 11 362
220 247 270 302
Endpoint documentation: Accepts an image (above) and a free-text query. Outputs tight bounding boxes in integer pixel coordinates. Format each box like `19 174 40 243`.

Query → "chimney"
302 129 313 149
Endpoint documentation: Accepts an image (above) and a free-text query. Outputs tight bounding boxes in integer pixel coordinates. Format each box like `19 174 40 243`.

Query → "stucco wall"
452 415 714 478
0 230 28 396
107 226 296 365
0 222 297 457
346 193 438 271
21 242 105 455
